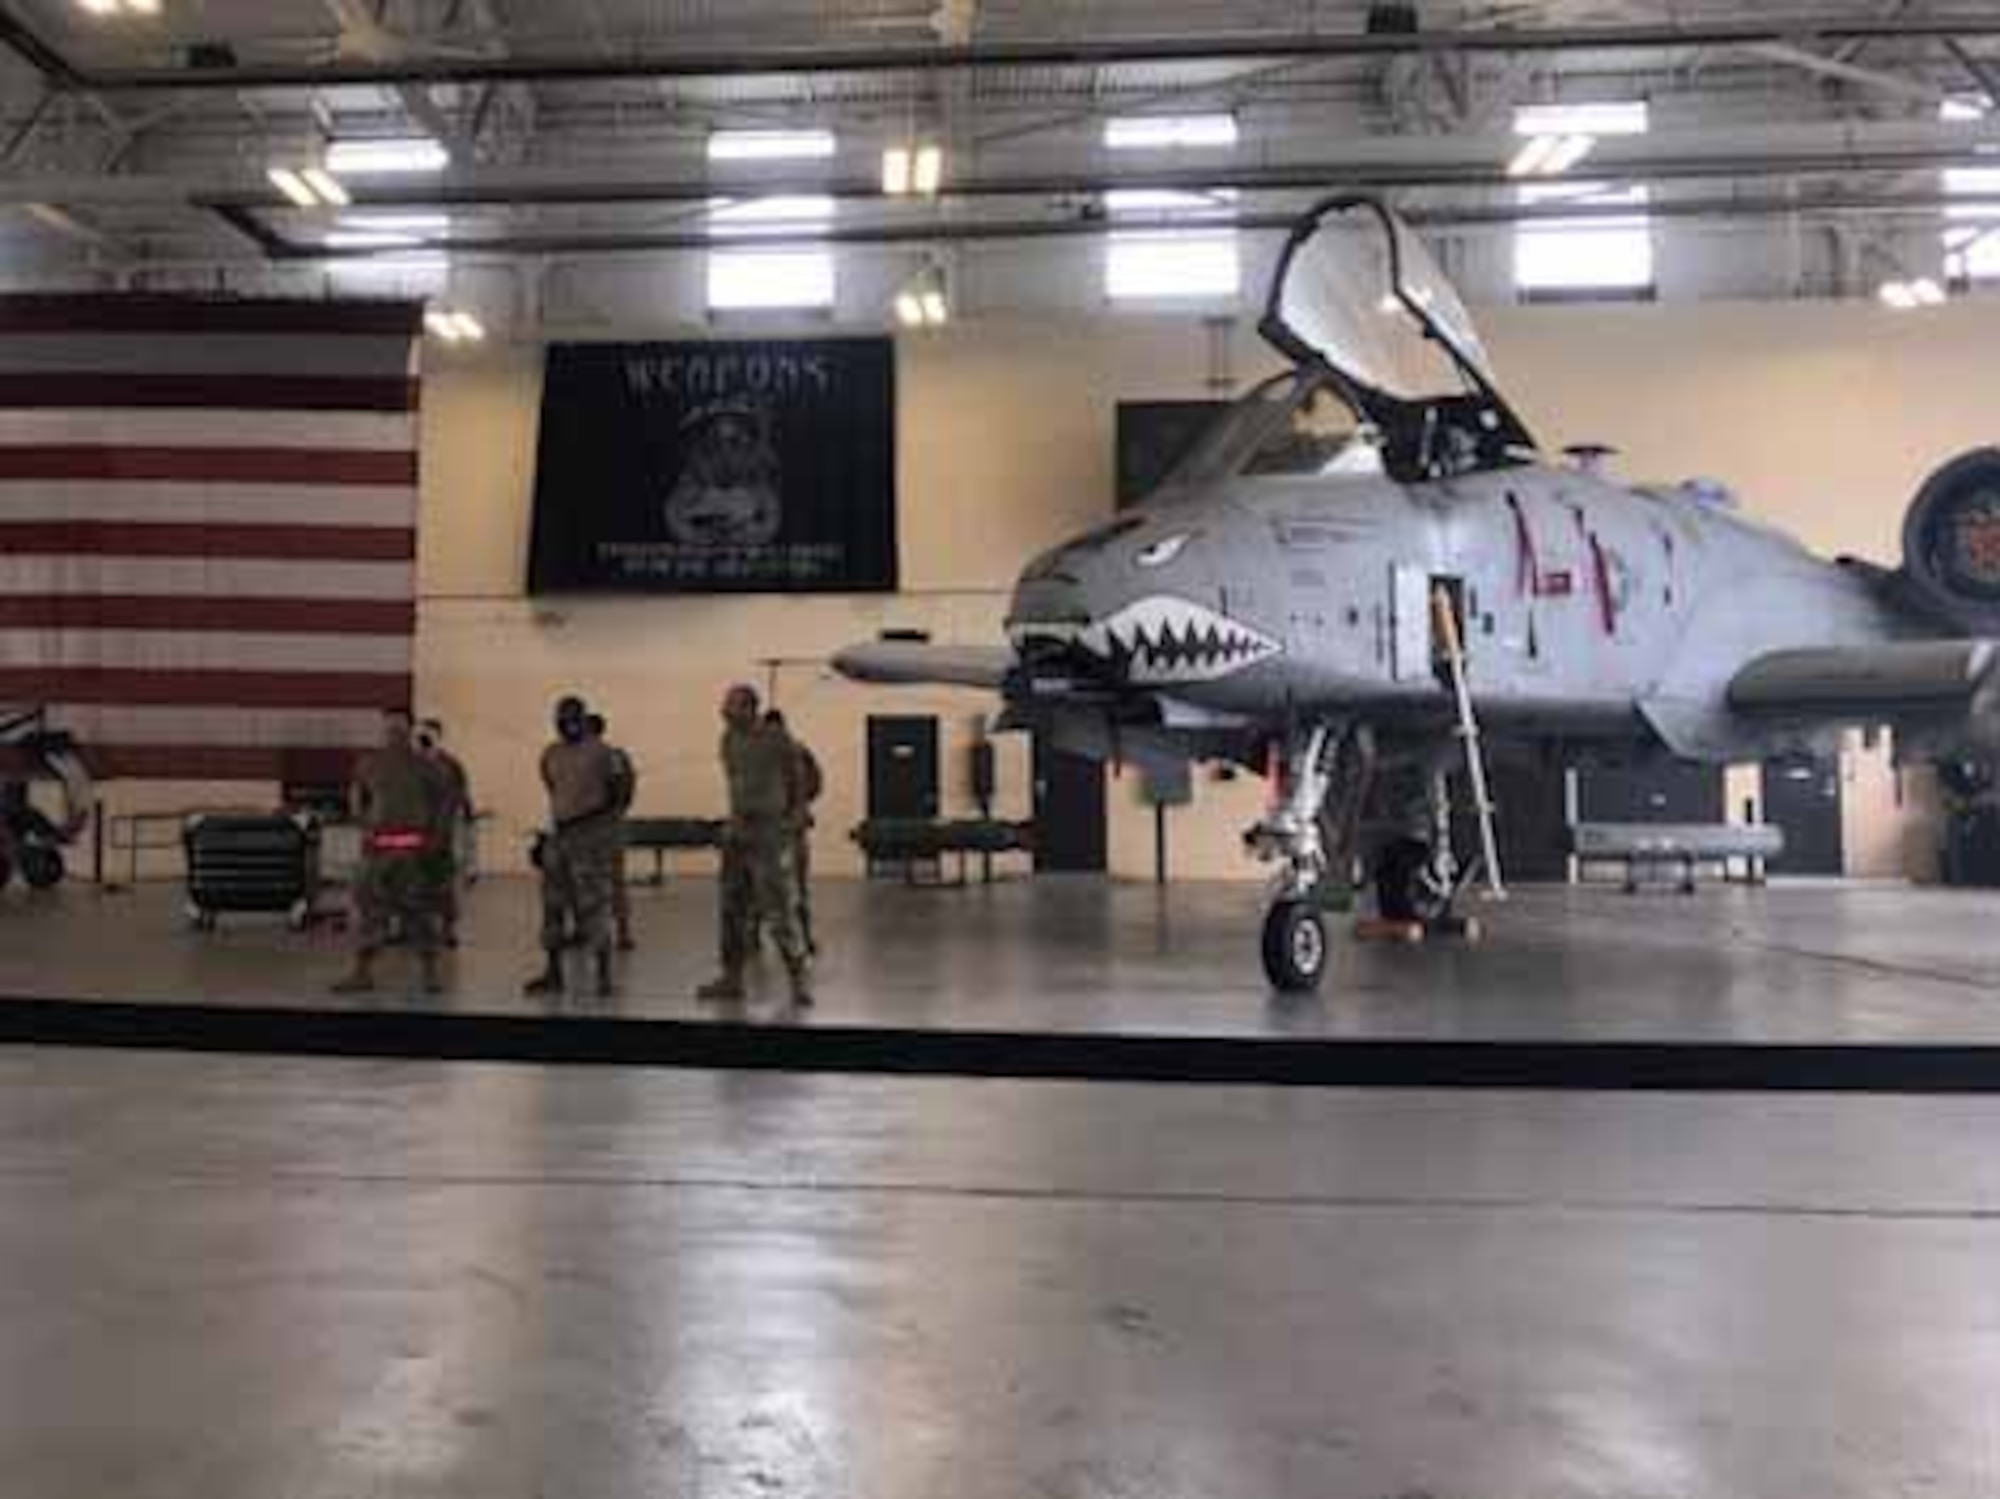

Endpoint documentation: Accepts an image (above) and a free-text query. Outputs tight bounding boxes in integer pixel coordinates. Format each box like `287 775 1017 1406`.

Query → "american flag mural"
0 296 422 785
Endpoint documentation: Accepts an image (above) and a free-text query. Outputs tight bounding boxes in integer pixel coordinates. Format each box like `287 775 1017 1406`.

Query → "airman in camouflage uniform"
763 707 822 957
698 684 813 1007
586 712 640 952
418 717 474 949
525 695 622 999
333 707 452 996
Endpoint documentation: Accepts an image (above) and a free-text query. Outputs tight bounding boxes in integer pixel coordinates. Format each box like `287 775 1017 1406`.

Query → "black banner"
527 338 897 593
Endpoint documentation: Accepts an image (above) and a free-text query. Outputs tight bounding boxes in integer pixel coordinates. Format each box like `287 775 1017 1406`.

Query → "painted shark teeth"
1013 596 1281 684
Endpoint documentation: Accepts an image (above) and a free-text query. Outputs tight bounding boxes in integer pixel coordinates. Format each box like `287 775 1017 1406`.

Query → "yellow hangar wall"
411 298 2000 882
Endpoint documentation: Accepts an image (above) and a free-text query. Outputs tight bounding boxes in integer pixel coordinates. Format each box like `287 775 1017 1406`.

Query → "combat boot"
330 955 377 996
594 949 617 1000
697 971 745 1002
420 952 447 997
523 954 564 996
787 962 815 1009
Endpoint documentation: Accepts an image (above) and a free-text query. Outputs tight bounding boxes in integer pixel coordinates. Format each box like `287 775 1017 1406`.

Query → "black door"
1577 762 1725 824
867 716 940 823
1761 755 1844 876
1116 401 1231 508
1032 735 1108 873
1453 762 1573 884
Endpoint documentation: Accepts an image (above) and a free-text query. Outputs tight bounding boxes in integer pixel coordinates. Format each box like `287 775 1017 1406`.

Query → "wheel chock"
1353 917 1426 945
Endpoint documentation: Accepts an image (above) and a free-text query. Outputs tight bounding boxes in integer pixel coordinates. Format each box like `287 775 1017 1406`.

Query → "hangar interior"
6 3 2000 1497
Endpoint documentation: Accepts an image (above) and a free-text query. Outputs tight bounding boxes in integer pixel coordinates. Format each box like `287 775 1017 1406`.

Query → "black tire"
19 845 63 890
0 850 12 889
1262 900 1329 993
1377 837 1448 925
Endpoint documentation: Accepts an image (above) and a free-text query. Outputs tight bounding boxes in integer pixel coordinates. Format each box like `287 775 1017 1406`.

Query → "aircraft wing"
1727 639 2000 717
831 642 1014 691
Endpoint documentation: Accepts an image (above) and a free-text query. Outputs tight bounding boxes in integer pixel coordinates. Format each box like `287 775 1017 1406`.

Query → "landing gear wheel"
18 845 62 890
1377 838 1450 926
1262 900 1329 993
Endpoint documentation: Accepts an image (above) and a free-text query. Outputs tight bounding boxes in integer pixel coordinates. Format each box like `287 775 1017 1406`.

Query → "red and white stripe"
0 296 422 783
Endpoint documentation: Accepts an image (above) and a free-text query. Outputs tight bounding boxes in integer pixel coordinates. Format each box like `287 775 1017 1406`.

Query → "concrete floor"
1 875 1998 1042
6 1049 2000 1497
8 881 2000 1494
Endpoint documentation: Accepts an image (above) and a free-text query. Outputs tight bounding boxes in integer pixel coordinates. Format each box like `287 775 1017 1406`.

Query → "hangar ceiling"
0 0 1996 322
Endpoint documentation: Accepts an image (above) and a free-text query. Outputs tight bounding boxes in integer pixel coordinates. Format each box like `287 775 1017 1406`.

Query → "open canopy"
1260 196 1537 475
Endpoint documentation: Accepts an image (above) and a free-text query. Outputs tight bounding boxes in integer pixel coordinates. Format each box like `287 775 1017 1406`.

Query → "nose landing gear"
1246 724 1372 993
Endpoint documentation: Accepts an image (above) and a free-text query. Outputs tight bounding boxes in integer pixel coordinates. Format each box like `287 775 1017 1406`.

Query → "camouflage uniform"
787 736 822 954
539 738 621 959
428 746 473 940
717 722 811 984
604 743 638 946
350 745 452 956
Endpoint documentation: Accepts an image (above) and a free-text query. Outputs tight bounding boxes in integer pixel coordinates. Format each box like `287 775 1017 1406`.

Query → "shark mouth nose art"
1012 596 1283 684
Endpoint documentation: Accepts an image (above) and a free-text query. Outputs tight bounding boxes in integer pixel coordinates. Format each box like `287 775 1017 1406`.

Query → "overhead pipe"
11 12 2000 95
266 187 2000 263
0 114 1963 213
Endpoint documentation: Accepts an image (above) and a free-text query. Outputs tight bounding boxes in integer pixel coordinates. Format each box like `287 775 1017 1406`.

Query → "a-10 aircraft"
838 195 2000 992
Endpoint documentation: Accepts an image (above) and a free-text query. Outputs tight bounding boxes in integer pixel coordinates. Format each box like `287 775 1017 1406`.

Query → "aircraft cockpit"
1258 196 1542 484
1155 370 1383 494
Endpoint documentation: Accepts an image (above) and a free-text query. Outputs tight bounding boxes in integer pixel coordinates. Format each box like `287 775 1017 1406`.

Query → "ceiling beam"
39 14 2000 95
1946 38 2000 108
0 114 1963 214
1744 41 1953 107
252 184 2000 262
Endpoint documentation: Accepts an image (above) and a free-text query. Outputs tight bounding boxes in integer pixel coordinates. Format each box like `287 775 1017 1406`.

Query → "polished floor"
1 874 1998 1042
5 1048 2000 1497
9 878 2000 1495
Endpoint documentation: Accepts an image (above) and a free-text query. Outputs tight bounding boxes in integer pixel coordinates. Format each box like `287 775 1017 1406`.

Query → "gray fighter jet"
838 195 2000 991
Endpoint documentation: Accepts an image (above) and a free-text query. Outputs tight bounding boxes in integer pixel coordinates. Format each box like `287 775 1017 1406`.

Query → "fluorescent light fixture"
882 146 912 196
912 144 944 197
883 141 944 197
1509 133 1595 178
1544 134 1597 174
1515 182 1654 294
1516 101 1649 138
1105 187 1239 218
338 212 450 234
325 137 450 175
296 167 349 206
79 0 160 14
325 231 422 250
708 247 836 311
1106 230 1242 302
709 129 835 162
1105 114 1239 150
709 195 836 236
896 265 951 328
1512 102 1644 178
267 167 318 208
1944 97 1992 123
425 309 486 343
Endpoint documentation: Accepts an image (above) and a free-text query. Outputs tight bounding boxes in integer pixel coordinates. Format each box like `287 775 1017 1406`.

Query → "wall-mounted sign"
528 337 898 594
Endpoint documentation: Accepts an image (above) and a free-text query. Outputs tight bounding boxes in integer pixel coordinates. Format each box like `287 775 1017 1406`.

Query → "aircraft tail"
1898 448 2000 633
